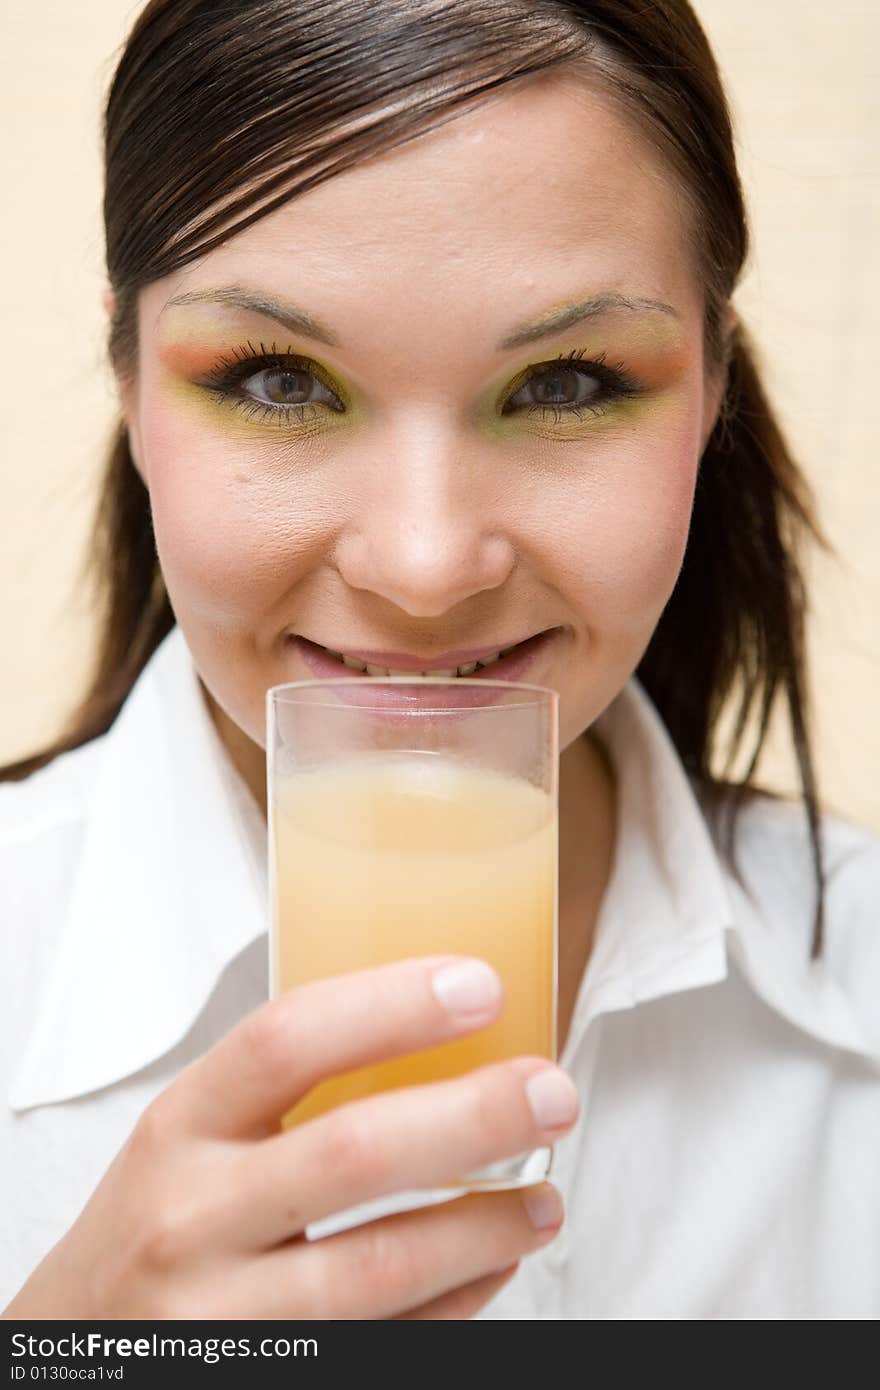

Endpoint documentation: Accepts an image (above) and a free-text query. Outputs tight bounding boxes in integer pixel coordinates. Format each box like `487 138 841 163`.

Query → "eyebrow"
162 284 679 352
498 292 679 349
163 285 340 345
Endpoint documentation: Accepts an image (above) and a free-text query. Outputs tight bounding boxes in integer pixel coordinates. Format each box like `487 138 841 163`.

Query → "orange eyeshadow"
158 339 233 375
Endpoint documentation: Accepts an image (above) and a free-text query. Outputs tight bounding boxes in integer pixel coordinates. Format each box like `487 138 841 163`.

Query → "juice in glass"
270 752 557 1155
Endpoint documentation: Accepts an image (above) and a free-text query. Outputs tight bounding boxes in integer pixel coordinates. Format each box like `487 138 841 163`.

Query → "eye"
242 364 338 409
200 340 345 427
503 348 644 423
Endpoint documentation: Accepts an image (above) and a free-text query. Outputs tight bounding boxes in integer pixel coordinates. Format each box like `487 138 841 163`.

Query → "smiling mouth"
292 628 560 680
313 643 522 677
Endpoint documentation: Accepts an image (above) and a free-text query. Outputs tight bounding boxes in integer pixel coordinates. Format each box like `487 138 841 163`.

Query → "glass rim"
267 675 558 711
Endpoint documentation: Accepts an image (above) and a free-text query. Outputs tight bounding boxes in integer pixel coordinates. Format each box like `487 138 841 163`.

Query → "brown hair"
3 0 832 956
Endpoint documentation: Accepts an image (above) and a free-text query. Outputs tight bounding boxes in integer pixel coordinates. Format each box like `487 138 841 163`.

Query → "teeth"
321 644 515 676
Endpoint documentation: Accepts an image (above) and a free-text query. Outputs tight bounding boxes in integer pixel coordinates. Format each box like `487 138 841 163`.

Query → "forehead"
148 69 701 335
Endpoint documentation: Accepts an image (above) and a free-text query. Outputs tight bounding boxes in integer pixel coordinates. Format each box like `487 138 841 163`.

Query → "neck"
202 682 617 1053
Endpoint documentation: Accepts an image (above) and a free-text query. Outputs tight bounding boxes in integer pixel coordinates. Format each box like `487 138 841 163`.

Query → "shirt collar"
576 680 879 1069
8 626 267 1111
9 631 877 1112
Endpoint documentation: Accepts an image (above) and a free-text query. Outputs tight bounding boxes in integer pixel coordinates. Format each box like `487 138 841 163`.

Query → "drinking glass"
267 675 558 1193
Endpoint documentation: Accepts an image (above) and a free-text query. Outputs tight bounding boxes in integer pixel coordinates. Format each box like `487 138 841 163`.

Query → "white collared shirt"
2 626 879 1318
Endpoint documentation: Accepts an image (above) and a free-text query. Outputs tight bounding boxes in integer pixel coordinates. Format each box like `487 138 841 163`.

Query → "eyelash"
199 338 646 428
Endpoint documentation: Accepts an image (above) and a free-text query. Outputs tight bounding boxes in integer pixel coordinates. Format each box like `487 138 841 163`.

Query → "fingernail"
525 1067 579 1129
431 960 503 1018
523 1184 564 1230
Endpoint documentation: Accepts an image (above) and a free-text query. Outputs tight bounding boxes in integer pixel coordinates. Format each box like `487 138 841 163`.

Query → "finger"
232 1057 579 1244
231 1186 564 1320
164 955 506 1138
393 1262 520 1320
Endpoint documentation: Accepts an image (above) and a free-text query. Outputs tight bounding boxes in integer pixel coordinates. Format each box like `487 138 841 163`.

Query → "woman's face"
115 70 726 773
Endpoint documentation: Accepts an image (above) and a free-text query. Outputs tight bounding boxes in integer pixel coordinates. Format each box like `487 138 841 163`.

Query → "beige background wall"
2 1 878 831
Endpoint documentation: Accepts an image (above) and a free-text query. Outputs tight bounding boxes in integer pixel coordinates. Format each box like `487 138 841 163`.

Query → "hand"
3 955 579 1319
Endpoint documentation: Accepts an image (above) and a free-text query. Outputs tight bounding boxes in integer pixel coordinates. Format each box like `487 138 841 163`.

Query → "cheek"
139 402 327 629
538 400 701 638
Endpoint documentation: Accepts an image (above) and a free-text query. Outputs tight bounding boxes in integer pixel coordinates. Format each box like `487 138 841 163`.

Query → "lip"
285 627 563 710
295 632 553 672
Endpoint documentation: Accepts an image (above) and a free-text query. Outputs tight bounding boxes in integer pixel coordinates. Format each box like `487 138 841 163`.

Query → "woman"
2 0 878 1319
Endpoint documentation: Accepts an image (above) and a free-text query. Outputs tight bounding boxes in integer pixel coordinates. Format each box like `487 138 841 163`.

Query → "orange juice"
270 753 557 1129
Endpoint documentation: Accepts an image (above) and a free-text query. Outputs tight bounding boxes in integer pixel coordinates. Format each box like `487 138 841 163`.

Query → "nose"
333 423 516 618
